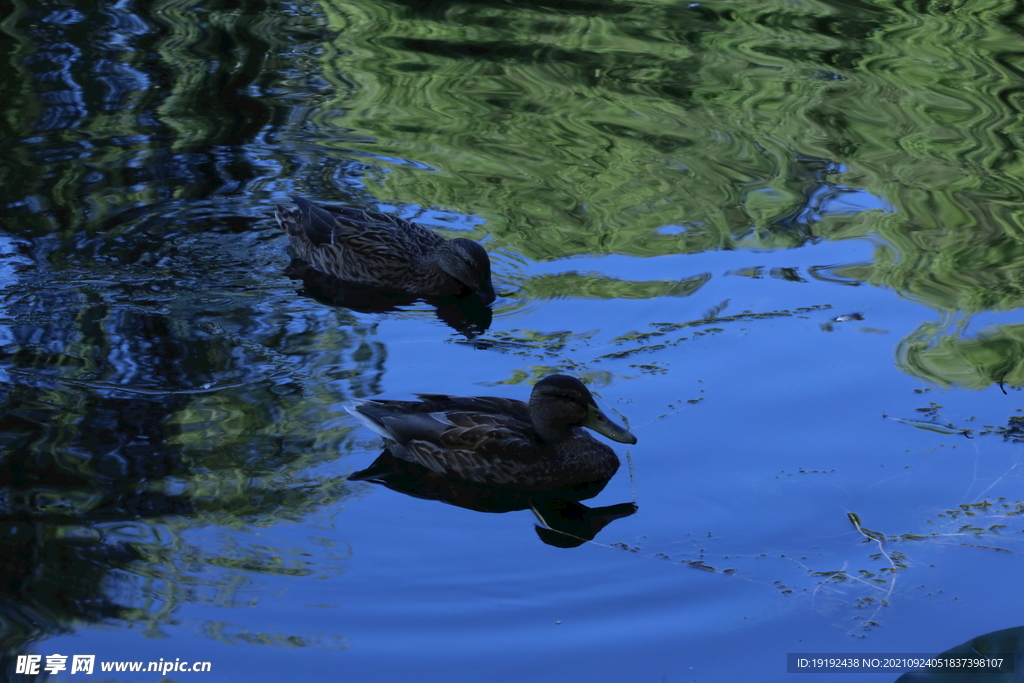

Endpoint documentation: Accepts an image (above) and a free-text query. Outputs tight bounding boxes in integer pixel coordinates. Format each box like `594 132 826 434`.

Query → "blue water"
6 0 1024 681
27 229 1024 682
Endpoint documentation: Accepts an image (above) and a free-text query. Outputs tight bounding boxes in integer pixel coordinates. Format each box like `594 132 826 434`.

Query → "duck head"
437 238 497 305
529 374 637 445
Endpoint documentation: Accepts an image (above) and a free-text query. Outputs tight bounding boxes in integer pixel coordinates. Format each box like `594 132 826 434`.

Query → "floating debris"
886 416 972 438
848 512 886 542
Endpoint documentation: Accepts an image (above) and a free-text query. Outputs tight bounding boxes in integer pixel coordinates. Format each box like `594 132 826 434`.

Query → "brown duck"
275 196 496 304
346 374 637 492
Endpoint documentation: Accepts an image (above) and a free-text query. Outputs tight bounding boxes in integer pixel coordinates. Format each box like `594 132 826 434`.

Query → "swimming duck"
275 196 496 304
346 374 636 492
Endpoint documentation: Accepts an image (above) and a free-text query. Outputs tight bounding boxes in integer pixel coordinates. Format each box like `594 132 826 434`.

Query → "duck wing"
346 396 544 485
292 196 441 256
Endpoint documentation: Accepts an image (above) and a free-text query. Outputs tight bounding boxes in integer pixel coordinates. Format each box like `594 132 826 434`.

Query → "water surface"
4 0 1024 681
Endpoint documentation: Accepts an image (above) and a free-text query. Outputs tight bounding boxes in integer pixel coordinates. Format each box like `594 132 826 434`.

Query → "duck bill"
585 404 637 445
477 282 497 306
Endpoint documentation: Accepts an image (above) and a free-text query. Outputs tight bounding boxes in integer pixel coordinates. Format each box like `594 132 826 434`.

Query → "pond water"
4 0 1024 681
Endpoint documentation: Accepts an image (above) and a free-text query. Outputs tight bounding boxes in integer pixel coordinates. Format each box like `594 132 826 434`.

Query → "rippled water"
5 0 1024 681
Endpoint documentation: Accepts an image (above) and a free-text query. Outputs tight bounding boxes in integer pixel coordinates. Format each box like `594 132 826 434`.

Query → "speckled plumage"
275 196 496 304
346 374 637 490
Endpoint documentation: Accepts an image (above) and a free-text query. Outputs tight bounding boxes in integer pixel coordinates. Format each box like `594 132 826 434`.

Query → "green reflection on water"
7 0 1024 659
294 0 1024 386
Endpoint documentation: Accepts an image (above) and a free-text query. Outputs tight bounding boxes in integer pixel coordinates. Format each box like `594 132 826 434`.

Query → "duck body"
275 196 496 304
346 374 636 493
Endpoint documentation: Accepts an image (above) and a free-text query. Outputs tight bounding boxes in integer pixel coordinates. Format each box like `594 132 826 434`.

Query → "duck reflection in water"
284 261 492 338
346 374 638 547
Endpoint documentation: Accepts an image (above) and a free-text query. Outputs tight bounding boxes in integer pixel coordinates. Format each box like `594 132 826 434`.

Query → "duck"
345 374 636 493
275 196 496 304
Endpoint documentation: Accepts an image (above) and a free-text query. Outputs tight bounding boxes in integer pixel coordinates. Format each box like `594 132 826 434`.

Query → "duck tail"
344 399 394 440
274 203 301 234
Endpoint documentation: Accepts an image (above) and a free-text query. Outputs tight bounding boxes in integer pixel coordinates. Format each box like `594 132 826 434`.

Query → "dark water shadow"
283 261 493 339
348 450 636 548
0 386 194 681
893 625 1024 683
0 368 353 678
